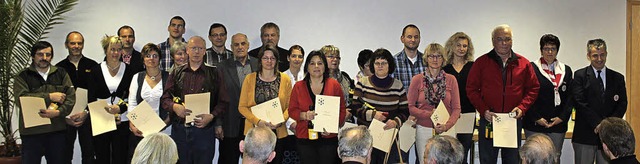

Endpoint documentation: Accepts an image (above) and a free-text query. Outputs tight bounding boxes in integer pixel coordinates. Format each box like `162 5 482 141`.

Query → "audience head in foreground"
424 135 464 164
240 126 277 164
338 126 373 164
597 117 638 163
131 133 178 164
519 133 557 164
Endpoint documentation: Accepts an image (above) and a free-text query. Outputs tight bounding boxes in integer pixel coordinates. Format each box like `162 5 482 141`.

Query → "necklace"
106 63 120 71
147 71 161 81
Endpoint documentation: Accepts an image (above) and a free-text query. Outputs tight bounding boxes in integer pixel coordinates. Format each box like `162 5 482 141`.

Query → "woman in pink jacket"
407 43 461 164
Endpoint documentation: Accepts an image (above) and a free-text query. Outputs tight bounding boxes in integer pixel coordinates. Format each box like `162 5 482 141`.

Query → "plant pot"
0 156 20 164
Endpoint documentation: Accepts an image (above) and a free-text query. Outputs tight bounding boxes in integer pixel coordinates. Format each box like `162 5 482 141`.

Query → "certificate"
251 98 285 125
398 120 416 152
184 92 210 124
19 97 51 128
368 119 397 153
493 113 518 148
88 100 116 136
127 100 166 137
455 113 476 134
430 101 449 126
68 88 88 117
313 95 340 133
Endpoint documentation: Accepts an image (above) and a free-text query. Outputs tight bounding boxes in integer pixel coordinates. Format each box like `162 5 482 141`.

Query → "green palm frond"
0 0 77 157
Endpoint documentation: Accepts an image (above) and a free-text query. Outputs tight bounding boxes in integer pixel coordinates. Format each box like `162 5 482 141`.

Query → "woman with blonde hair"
407 43 461 164
131 133 178 164
443 32 476 164
88 35 136 164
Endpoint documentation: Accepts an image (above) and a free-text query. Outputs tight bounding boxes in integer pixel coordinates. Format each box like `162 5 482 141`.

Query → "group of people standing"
14 14 628 164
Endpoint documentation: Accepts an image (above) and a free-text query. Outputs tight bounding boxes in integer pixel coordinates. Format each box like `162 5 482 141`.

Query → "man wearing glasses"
466 24 540 164
158 16 187 72
161 36 229 164
205 23 233 67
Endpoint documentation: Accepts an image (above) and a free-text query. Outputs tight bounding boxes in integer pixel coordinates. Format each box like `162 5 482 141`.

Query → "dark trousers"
64 122 95 164
478 118 522 164
297 138 339 164
128 134 143 164
21 130 67 164
268 137 288 164
370 140 407 164
93 121 130 164
457 133 474 164
172 122 215 164
281 135 300 164
217 136 243 164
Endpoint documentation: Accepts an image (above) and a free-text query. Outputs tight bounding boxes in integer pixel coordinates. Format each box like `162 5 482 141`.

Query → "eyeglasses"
542 47 557 52
261 57 276 61
374 61 388 66
326 55 341 60
144 54 159 58
189 47 204 52
427 55 443 59
494 37 512 43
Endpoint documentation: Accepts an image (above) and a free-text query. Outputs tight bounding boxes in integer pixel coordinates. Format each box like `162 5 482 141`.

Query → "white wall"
38 0 626 163
46 0 627 76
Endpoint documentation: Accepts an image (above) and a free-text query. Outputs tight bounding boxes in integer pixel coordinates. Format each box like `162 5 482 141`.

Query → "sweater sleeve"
238 74 259 125
408 74 431 120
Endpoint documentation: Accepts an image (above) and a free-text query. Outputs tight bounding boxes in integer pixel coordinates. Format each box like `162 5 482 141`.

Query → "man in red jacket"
466 24 540 164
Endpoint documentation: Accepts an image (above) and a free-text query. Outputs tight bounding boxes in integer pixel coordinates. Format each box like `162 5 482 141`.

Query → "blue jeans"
171 122 215 164
21 130 67 164
478 118 522 164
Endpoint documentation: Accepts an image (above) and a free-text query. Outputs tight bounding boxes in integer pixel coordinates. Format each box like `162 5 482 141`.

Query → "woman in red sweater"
407 43 461 164
288 50 346 164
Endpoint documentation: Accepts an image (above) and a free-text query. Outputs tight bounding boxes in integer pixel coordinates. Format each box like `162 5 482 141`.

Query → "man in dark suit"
572 38 628 164
216 33 259 163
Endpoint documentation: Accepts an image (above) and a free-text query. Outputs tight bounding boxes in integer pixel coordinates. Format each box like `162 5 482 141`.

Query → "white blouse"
128 73 171 134
99 62 129 121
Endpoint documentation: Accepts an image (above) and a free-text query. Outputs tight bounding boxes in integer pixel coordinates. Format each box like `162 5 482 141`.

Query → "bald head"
187 36 206 65
232 33 250 58
338 126 373 159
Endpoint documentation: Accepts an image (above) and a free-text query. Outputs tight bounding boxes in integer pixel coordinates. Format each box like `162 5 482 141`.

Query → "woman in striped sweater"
352 48 409 164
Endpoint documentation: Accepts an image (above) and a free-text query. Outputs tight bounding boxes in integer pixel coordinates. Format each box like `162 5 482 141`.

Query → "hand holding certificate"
184 92 210 124
430 102 455 136
19 97 51 128
493 113 517 148
127 100 166 137
313 95 340 133
251 98 285 125
369 119 398 153
89 100 116 136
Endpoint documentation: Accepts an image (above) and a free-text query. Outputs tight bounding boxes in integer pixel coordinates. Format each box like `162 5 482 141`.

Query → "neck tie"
597 70 604 96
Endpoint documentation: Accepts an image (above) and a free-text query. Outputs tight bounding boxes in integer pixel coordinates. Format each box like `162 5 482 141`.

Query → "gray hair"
338 126 373 158
587 38 607 52
441 135 464 163
131 133 178 164
424 135 460 164
519 133 557 164
244 126 277 162
169 41 186 58
491 24 512 39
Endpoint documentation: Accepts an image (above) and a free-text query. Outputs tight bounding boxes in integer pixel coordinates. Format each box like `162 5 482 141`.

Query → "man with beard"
118 25 145 73
158 16 187 72
15 41 76 164
248 22 290 72
204 23 233 67
56 31 98 164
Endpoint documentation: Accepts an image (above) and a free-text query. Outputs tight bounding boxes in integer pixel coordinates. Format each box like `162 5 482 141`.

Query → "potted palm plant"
0 0 77 162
